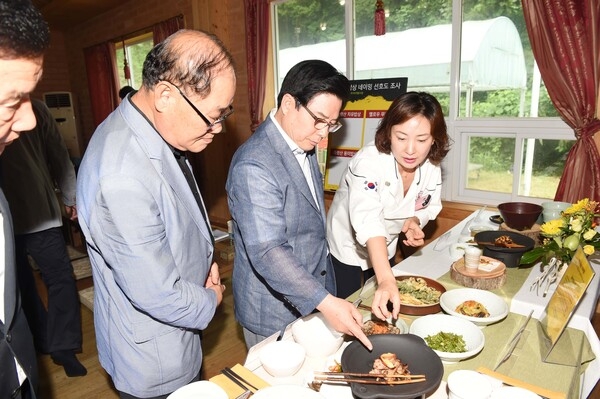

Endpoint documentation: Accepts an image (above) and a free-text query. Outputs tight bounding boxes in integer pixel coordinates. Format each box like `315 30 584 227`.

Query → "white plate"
167 381 227 399
409 314 485 363
490 386 541 398
440 288 509 327
253 384 325 398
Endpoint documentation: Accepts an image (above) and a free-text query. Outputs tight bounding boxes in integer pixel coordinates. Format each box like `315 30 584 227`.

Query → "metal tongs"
530 257 560 297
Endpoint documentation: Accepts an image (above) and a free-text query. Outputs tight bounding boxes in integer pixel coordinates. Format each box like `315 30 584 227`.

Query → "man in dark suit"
0 1 50 398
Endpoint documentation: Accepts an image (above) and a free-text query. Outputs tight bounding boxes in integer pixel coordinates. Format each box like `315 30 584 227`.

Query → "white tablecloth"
244 210 600 398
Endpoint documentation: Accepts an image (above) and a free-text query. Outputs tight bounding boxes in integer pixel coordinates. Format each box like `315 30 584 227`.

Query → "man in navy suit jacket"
0 1 50 398
226 60 372 350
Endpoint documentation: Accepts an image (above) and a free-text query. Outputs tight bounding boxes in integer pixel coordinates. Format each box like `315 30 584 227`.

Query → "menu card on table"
539 246 595 365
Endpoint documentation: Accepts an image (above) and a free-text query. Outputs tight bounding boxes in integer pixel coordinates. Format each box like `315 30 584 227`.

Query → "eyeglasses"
296 98 342 133
168 82 234 131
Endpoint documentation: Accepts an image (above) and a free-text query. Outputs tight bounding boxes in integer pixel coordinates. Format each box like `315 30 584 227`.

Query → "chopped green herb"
424 331 467 353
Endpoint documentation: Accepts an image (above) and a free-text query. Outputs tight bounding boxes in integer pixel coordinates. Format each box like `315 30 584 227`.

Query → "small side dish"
455 300 490 318
424 332 467 353
363 320 402 335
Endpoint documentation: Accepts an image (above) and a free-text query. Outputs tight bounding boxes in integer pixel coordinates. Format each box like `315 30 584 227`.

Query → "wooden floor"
35 249 600 398
35 247 247 398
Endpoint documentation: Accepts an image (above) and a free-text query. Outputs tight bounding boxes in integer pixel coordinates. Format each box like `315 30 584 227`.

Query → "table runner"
347 265 596 399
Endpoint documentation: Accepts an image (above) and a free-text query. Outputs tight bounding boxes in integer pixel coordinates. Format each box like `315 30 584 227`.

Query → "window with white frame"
272 0 575 205
115 33 153 91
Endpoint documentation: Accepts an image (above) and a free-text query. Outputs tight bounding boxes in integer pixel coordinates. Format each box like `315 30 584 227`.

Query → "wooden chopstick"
476 367 566 399
315 375 426 385
315 371 425 379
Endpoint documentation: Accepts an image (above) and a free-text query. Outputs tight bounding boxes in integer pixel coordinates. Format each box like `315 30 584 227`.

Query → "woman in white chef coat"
327 92 450 321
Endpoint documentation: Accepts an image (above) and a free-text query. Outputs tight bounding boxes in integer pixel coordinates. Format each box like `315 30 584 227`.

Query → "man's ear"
280 93 297 116
154 81 174 113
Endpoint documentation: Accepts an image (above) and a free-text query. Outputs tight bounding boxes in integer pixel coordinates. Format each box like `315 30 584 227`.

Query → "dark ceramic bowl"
474 231 535 268
341 334 443 399
497 202 543 231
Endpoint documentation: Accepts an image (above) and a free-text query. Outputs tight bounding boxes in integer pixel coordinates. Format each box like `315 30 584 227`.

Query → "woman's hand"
371 277 400 320
402 217 425 247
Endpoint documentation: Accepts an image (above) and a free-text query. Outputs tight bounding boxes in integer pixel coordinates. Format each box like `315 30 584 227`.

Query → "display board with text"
324 77 407 191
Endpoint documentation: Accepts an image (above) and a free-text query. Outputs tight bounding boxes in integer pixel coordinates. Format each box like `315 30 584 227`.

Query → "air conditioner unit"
43 91 81 158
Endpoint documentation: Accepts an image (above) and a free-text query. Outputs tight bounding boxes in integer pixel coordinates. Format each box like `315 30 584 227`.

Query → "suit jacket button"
320 270 326 276
6 332 12 342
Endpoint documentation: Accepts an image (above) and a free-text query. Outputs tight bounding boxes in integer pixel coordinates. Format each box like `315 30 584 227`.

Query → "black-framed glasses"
295 98 342 133
168 82 234 131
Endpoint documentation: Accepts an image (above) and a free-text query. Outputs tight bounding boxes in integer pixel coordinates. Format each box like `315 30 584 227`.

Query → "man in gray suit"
0 1 50 398
227 60 372 350
77 30 233 399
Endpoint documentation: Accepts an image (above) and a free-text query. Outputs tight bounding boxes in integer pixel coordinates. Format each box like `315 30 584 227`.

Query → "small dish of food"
395 276 446 315
489 214 504 224
362 313 409 335
440 288 509 327
409 314 485 363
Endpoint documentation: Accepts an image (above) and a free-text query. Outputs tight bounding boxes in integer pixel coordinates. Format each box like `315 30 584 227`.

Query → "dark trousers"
117 371 201 399
15 227 82 353
331 255 377 300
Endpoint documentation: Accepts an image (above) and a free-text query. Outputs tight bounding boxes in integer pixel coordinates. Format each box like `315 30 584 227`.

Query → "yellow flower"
583 245 595 256
564 199 588 215
583 229 597 241
540 219 564 236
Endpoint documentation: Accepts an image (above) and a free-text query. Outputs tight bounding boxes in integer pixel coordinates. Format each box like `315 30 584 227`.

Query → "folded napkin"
210 364 270 399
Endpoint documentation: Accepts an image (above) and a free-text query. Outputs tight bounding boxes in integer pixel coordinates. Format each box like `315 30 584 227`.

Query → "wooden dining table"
236 210 600 399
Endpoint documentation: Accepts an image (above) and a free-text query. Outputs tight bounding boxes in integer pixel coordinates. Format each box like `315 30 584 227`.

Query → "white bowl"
490 386 541 399
440 288 509 327
447 370 493 399
259 341 305 377
409 314 485 363
291 313 344 357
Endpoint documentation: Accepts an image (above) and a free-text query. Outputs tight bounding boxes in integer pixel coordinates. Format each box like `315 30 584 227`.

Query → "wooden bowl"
497 202 543 231
395 275 446 315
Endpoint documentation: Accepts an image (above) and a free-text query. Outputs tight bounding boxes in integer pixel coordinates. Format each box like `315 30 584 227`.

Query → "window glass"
465 135 575 199
517 138 575 198
275 0 346 85
115 33 153 90
272 0 572 204
354 0 452 107
466 136 516 194
461 0 558 118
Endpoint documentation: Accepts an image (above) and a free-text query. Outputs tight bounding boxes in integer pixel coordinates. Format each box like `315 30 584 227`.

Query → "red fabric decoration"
123 59 131 80
374 0 385 36
122 40 131 80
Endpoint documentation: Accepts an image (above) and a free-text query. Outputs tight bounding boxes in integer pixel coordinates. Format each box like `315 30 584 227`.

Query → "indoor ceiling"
32 0 124 30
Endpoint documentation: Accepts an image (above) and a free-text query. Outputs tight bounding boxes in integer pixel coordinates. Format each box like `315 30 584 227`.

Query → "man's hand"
205 261 225 305
65 205 77 221
402 217 425 247
317 294 373 351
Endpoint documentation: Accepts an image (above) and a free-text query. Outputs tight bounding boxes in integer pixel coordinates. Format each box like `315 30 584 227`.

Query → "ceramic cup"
464 246 482 271
541 201 571 222
447 370 493 399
